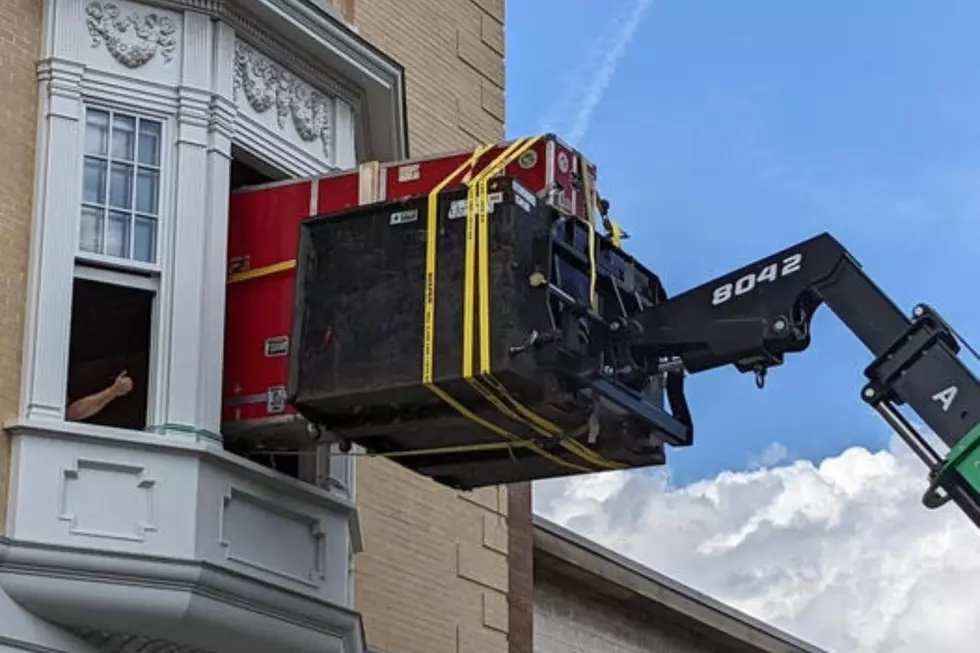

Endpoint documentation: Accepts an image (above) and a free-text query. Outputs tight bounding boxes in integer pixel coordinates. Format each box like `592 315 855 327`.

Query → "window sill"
75 251 161 277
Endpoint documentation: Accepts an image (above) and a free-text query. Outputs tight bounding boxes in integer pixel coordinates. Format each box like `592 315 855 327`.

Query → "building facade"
533 517 828 653
0 0 401 651
0 0 516 652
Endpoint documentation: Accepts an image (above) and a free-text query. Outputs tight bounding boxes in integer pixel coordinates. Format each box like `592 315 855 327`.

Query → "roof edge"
532 515 828 653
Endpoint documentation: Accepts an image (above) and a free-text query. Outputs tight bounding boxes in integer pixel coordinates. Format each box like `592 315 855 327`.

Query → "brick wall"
344 1 512 652
346 0 505 156
0 0 42 533
534 571 720 653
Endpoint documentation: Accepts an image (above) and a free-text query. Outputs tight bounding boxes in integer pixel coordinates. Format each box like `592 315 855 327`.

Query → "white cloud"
539 0 655 145
748 441 791 469
533 437 980 653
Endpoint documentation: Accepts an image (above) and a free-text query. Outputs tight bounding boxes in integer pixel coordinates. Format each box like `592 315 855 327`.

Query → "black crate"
288 177 670 489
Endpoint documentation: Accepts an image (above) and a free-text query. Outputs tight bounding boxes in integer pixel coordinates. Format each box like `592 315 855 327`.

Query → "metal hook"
754 365 767 389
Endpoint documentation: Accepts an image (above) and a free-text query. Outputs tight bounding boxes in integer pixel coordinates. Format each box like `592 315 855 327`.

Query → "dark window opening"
230 146 283 192
239 449 301 478
67 278 153 431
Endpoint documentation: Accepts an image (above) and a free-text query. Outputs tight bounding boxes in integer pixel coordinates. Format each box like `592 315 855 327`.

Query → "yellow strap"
422 142 592 474
227 259 297 285
423 147 490 384
464 142 625 472
456 137 619 471
580 155 600 315
608 220 624 248
473 138 540 375
463 139 529 379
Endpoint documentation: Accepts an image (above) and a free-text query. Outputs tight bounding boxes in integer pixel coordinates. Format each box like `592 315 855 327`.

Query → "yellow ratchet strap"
463 139 624 472
423 143 591 473
580 155 600 316
227 259 297 285
607 219 625 248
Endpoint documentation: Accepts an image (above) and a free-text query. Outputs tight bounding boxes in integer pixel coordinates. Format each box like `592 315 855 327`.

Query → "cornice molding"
146 0 408 160
0 538 366 653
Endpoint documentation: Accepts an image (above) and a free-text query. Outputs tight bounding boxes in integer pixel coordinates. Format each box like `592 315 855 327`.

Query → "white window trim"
22 3 372 454
68 96 176 437
76 98 175 274
73 262 158 293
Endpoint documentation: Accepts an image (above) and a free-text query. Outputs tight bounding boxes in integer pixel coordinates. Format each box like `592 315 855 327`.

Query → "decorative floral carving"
85 1 178 69
233 40 334 159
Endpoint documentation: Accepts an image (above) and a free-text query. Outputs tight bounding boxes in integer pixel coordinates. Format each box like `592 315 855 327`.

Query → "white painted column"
159 12 214 440
20 0 87 421
334 99 357 170
198 21 237 435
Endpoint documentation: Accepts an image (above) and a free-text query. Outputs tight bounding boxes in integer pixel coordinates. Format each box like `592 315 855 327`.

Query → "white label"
557 152 570 173
267 386 287 414
932 385 959 412
448 199 468 220
264 336 289 357
398 164 421 182
512 181 537 208
516 197 531 213
390 209 419 225
487 191 504 213
711 253 804 306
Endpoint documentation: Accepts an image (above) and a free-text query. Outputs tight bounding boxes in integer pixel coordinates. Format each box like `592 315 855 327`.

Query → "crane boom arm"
629 232 980 528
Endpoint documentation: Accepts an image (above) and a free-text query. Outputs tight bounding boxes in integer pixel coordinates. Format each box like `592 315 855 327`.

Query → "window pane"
106 211 130 258
85 110 109 156
138 121 161 166
134 216 157 263
83 157 107 204
109 162 134 209
111 114 136 161
80 206 104 254
136 167 159 215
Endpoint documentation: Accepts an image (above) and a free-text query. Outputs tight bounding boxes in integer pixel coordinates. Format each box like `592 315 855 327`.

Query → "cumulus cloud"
748 441 791 469
533 437 980 653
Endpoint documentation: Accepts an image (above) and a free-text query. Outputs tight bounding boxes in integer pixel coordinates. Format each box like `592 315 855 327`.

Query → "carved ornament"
233 40 334 159
85 1 178 69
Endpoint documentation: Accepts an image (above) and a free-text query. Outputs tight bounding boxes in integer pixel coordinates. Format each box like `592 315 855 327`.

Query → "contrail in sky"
544 0 654 146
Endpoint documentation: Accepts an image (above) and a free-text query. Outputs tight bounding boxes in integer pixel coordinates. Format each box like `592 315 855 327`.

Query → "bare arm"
66 387 118 422
66 370 133 422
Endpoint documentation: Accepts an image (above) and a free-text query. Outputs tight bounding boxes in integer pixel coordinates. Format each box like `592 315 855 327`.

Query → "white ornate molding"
85 1 178 69
233 39 334 159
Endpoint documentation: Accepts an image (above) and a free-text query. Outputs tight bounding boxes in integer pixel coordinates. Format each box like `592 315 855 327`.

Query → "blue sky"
505 1 980 484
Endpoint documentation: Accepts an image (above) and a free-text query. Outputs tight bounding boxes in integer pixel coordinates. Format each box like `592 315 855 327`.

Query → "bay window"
67 105 168 432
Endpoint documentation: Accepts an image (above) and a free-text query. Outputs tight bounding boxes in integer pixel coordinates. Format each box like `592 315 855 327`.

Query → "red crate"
222 169 365 438
381 134 596 221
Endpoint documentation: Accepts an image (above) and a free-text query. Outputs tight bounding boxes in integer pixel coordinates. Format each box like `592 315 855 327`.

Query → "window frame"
75 101 173 277
69 99 174 435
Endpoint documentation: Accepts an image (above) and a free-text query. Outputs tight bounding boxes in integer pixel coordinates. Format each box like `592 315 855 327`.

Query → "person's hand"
110 370 133 398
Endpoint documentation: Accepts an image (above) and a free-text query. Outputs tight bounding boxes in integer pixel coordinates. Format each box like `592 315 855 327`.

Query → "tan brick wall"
346 0 505 155
345 1 509 651
0 0 42 534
